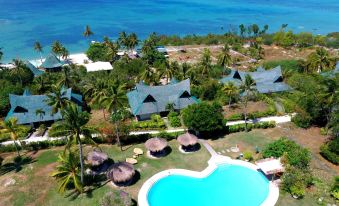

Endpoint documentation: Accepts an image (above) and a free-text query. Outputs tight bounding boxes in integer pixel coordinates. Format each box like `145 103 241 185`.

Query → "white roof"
256 158 284 175
85 61 113 72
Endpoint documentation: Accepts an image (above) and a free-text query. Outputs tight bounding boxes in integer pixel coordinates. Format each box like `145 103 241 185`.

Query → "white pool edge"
138 155 279 206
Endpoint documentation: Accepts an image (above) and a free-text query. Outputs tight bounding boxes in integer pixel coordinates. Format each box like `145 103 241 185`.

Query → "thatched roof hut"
107 162 135 184
86 151 108 166
145 137 168 153
177 133 198 147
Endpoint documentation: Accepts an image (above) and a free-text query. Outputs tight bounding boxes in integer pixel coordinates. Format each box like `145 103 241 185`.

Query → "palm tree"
52 41 63 59
45 85 70 115
34 41 43 63
140 67 155 85
0 118 22 157
99 82 127 114
306 47 334 73
157 61 177 84
35 109 46 121
83 25 94 41
200 49 212 76
60 46 69 60
128 33 138 52
111 107 129 151
239 75 257 132
0 47 3 63
33 75 49 94
58 66 72 88
51 104 97 185
118 31 128 49
217 44 232 68
84 79 109 119
106 41 120 62
51 149 82 194
222 82 239 108
180 62 192 80
10 59 26 86
239 24 246 38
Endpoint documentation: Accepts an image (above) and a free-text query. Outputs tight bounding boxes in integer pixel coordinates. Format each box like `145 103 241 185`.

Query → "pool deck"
138 141 279 206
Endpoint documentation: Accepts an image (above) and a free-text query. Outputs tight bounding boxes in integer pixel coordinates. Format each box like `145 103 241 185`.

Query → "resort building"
127 79 198 120
40 53 64 71
220 66 292 94
5 88 82 126
24 61 45 77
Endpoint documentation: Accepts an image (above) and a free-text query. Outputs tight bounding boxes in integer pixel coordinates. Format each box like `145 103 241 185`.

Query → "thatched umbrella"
86 151 108 167
145 137 168 153
107 162 135 185
177 132 199 152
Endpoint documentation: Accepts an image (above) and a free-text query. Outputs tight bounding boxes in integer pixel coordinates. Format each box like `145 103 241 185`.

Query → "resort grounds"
0 122 337 206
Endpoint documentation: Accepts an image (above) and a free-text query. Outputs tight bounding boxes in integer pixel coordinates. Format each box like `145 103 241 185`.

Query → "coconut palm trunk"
13 140 21 157
76 131 85 184
115 122 122 151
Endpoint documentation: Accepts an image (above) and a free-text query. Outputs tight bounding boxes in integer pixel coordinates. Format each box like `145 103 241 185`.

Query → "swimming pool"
139 157 278 206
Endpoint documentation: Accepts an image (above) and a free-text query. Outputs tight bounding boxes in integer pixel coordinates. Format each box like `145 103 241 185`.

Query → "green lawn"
0 140 210 206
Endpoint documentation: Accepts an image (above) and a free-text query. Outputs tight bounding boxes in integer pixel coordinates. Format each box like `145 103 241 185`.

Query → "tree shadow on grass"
0 156 36 176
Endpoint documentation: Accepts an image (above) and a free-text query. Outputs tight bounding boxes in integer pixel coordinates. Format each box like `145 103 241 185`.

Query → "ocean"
0 0 338 62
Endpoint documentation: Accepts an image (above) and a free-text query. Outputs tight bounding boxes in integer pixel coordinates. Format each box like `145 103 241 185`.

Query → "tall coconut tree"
52 41 63 59
222 82 239 108
200 49 212 76
50 104 98 185
111 107 129 151
118 31 128 49
0 118 23 157
58 66 72 88
45 85 70 115
83 25 94 42
33 75 50 94
84 79 109 119
60 46 69 60
0 47 3 63
140 67 155 85
306 47 334 73
51 151 82 194
157 60 177 84
239 24 246 38
35 109 46 121
99 81 127 115
239 75 257 132
128 33 138 52
10 59 26 86
217 44 232 68
34 41 43 63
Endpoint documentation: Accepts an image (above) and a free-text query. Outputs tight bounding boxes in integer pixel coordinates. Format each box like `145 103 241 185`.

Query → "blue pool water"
0 0 338 62
147 164 270 206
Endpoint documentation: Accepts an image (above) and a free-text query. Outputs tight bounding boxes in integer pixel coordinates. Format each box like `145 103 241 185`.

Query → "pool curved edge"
138 155 279 206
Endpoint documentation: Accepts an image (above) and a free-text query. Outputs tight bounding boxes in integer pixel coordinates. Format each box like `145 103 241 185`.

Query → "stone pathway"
198 139 218 157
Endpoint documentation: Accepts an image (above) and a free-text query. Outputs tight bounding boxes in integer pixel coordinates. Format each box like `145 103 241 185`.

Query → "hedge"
168 112 182 128
227 121 276 133
225 109 277 122
320 144 339 165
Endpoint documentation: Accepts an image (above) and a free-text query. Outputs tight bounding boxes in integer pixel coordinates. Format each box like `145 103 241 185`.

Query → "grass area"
0 140 210 206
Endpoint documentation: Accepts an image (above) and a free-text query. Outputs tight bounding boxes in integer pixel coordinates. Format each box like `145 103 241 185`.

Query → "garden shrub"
281 166 312 198
168 112 182 127
130 115 166 131
227 121 276 134
331 176 339 200
292 113 312 128
320 143 339 165
243 151 253 161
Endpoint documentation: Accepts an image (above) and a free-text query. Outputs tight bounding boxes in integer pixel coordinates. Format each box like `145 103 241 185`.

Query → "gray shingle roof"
40 54 63 69
127 79 198 116
5 88 82 125
220 66 292 93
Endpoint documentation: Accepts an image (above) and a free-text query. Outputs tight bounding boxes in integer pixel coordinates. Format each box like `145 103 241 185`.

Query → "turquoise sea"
0 0 338 62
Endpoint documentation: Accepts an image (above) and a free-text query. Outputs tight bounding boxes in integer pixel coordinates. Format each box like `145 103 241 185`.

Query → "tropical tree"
35 109 46 121
0 47 3 63
239 24 246 38
58 66 72 88
83 25 94 42
118 31 128 49
60 46 69 60
239 75 257 132
222 82 239 108
217 44 232 68
10 59 26 86
99 81 127 114
33 75 50 94
127 33 138 52
140 66 155 85
0 118 22 157
84 79 109 119
52 41 63 59
252 24 260 37
111 107 129 151
51 104 98 185
200 49 212 76
157 60 177 83
34 41 43 63
305 47 335 73
51 150 82 194
45 85 70 115
106 41 120 62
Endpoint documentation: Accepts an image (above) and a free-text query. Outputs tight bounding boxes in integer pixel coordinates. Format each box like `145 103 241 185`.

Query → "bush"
130 115 166 131
331 176 339 200
263 137 311 169
100 191 133 206
168 112 182 127
292 113 312 128
227 121 276 134
320 143 339 165
243 151 253 161
86 43 111 62
182 102 224 134
281 166 312 198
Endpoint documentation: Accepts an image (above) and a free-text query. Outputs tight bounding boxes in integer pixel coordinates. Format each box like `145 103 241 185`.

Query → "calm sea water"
0 0 338 62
